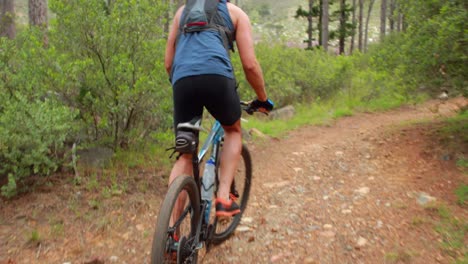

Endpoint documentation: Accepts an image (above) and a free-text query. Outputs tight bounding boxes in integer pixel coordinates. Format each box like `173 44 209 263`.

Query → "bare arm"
165 6 184 76
230 5 268 101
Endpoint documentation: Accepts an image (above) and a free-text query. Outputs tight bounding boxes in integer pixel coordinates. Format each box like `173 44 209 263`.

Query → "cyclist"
165 0 273 220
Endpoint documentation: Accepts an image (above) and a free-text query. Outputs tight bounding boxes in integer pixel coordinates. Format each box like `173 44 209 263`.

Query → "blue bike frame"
198 121 224 163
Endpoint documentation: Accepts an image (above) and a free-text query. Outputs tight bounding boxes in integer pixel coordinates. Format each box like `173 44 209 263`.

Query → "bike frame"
193 120 224 196
181 120 224 251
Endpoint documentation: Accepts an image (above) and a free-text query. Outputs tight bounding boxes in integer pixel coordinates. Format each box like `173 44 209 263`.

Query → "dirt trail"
1 98 467 264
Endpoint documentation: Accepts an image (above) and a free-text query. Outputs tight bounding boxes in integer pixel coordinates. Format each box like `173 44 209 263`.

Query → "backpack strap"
177 0 235 53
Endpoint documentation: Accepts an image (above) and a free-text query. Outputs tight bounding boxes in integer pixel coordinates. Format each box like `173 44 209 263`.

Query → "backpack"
178 0 235 53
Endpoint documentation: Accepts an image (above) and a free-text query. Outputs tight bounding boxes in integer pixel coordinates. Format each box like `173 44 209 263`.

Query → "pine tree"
295 0 320 49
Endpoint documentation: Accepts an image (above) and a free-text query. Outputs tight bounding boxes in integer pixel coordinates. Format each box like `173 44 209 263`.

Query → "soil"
1 97 467 264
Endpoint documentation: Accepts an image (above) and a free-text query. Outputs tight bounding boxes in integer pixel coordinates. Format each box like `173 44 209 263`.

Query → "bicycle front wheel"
211 143 252 244
151 175 200 264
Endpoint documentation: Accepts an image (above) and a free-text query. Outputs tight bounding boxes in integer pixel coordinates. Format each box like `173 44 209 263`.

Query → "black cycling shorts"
173 74 241 130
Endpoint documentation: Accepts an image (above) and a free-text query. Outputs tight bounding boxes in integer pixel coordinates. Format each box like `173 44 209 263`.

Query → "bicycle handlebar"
240 101 262 115
240 101 272 116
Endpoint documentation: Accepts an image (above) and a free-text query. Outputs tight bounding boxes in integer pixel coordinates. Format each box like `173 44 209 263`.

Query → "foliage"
231 41 412 114
242 102 329 138
455 185 467 206
384 250 415 263
294 1 322 48
0 93 77 198
233 44 359 106
371 0 467 95
49 0 172 149
433 204 467 261
435 109 468 175
1 0 466 198
1 0 171 197
0 33 78 198
29 229 41 244
329 1 356 52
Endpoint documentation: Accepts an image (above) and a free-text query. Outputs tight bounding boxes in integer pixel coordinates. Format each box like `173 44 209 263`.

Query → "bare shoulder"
174 5 185 22
226 2 249 28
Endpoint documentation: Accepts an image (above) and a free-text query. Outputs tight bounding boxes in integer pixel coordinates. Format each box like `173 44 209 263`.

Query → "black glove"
248 98 274 114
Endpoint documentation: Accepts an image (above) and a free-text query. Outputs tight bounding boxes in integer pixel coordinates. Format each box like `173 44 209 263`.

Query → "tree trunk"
28 0 47 28
389 0 396 32
364 0 376 50
1 0 16 39
358 0 363 51
349 0 356 54
28 0 48 45
307 0 314 49
317 0 322 46
338 0 346 54
321 0 329 51
397 3 403 32
402 14 407 32
380 0 387 41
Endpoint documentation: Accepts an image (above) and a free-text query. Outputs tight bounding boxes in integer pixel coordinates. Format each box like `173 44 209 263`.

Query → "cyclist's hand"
248 98 274 115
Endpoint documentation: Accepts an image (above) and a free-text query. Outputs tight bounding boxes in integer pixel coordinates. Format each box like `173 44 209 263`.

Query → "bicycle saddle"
177 116 204 131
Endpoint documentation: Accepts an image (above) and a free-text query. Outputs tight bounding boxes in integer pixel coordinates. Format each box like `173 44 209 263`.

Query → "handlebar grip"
240 101 270 115
246 108 255 115
240 101 255 115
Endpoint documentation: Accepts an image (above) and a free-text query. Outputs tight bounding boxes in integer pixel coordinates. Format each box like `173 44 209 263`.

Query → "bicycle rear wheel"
151 175 200 264
211 143 252 245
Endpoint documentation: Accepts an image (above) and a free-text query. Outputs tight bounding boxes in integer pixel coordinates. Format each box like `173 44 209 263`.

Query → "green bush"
0 32 79 197
1 0 464 199
0 0 174 197
369 0 467 95
232 44 354 106
0 94 77 198
49 0 172 148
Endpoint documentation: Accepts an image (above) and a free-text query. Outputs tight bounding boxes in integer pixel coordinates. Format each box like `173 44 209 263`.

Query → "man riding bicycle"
165 0 273 220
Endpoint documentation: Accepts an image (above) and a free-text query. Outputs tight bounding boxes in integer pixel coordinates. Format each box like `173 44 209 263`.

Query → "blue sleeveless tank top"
171 0 235 85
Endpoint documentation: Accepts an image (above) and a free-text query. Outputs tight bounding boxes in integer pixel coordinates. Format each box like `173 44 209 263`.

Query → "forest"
0 0 466 198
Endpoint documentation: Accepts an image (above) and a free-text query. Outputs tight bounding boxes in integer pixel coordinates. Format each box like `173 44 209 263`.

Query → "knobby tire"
151 175 200 264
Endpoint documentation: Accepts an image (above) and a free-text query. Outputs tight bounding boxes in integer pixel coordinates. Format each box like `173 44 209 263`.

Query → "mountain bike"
151 102 260 264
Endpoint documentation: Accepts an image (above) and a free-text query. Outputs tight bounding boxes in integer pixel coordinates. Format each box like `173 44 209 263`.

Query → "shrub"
0 33 79 197
49 0 172 149
233 44 353 106
0 94 77 198
370 0 467 96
